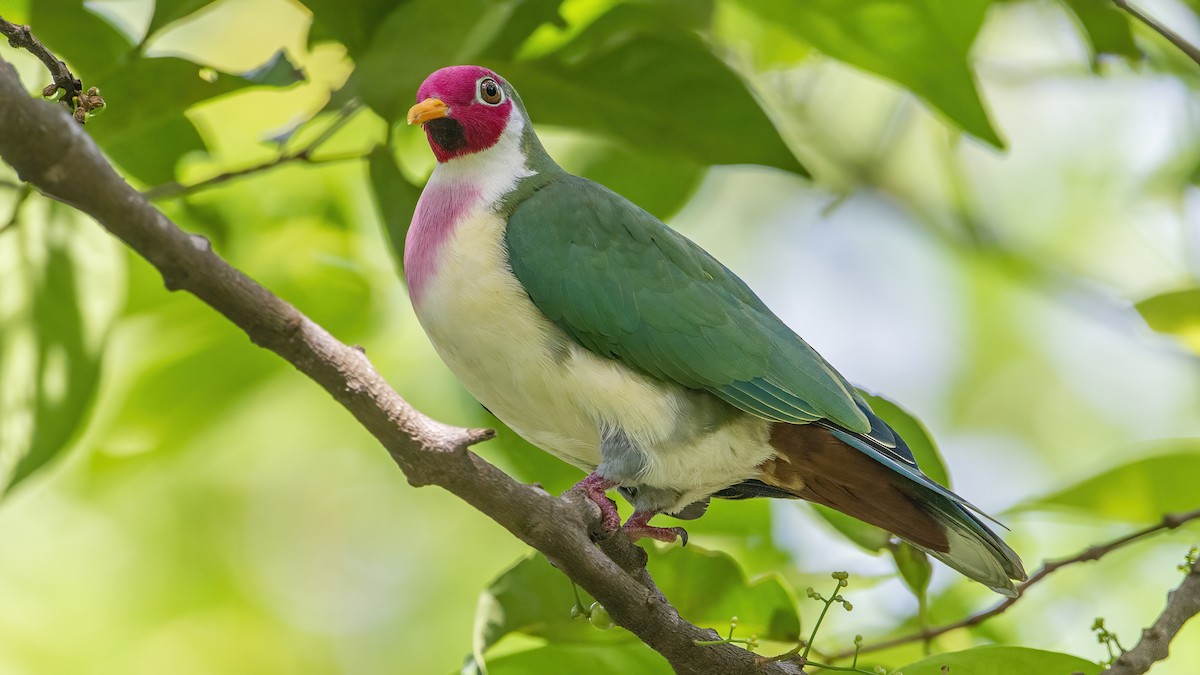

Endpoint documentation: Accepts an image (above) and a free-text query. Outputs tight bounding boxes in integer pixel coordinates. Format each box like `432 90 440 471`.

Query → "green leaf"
560 134 705 220
891 541 932 602
368 144 422 275
898 645 1101 674
354 0 502 122
483 643 670 674
1060 0 1139 63
31 1 303 184
475 554 635 661
859 391 950 487
146 0 220 39
731 0 1003 147
649 546 801 642
501 5 806 173
303 0 401 55
1136 287 1200 354
31 0 133 70
1018 446 1200 522
240 50 305 87
2 202 117 492
813 504 891 553
473 547 799 669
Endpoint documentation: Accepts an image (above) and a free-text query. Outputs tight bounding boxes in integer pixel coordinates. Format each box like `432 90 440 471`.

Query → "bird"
403 65 1027 596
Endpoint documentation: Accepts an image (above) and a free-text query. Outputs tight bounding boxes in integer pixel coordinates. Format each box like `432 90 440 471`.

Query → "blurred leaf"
355 0 501 122
303 0 401 55
369 144 422 274
682 499 792 578
30 1 302 184
2 203 115 491
813 504 891 553
731 0 1003 147
1060 0 1139 63
1019 445 1200 522
146 0 220 39
859 391 950 487
563 135 705 220
502 4 806 173
483 643 669 674
891 541 932 603
30 0 132 68
899 645 1101 674
648 546 801 642
239 50 305 87
97 307 283 456
480 0 568 61
1136 287 1200 354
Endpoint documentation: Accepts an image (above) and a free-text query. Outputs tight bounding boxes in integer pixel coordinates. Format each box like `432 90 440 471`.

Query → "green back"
504 174 871 433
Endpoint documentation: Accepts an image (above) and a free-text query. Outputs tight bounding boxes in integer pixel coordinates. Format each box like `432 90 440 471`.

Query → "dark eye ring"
479 78 503 105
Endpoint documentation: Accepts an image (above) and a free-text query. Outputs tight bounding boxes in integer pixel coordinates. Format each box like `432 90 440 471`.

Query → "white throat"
426 111 536 205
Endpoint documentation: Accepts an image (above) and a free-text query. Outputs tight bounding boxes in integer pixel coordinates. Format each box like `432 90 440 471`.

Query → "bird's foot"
570 472 620 533
623 510 688 546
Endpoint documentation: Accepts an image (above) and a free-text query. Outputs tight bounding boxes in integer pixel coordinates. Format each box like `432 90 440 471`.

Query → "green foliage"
0 203 116 490
1060 0 1140 63
891 541 932 604
368 144 422 274
1021 446 1200 522
1137 287 1200 354
472 547 799 670
896 645 1102 674
730 0 1003 146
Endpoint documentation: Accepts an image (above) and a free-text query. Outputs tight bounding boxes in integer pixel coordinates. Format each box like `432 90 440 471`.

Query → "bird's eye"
479 78 503 105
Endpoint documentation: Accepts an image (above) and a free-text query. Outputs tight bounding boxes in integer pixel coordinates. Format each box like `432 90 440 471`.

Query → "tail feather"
756 422 1027 596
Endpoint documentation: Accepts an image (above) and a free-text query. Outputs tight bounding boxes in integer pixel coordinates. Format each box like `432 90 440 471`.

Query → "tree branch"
0 52 802 675
1102 557 1200 675
0 14 80 102
1114 0 1200 67
831 509 1200 661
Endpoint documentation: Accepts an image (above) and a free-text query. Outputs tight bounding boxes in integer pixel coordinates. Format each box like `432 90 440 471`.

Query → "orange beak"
407 98 449 125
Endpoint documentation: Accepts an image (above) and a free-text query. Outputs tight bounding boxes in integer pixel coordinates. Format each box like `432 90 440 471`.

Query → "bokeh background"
1 0 1199 673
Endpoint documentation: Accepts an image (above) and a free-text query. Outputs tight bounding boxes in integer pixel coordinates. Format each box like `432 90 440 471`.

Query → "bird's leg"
623 510 688 546
570 472 621 533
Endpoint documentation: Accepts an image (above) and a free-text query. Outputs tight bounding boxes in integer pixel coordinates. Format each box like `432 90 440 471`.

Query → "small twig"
0 15 82 107
144 100 367 200
830 509 1200 660
1114 0 1200 67
1102 557 1200 675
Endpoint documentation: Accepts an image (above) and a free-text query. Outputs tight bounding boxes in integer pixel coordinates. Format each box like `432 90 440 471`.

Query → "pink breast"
404 181 480 305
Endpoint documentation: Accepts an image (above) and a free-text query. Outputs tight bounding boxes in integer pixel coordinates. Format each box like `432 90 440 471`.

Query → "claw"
623 510 688 545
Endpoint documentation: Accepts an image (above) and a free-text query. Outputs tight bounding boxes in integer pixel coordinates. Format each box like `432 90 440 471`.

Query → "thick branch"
0 54 800 675
832 509 1200 660
1102 558 1200 675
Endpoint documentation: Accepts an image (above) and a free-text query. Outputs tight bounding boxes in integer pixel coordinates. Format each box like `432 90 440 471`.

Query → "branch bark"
1102 558 1200 675
0 54 802 675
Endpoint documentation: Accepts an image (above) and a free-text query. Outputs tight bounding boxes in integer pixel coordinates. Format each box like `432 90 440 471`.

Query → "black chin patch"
426 117 467 153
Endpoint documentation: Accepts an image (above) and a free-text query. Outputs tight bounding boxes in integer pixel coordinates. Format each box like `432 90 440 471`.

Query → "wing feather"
505 175 870 433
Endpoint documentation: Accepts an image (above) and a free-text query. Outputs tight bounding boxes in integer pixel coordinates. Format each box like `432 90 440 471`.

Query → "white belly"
412 209 776 509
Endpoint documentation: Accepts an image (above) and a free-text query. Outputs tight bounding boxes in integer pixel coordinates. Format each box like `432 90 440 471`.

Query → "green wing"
504 175 871 434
